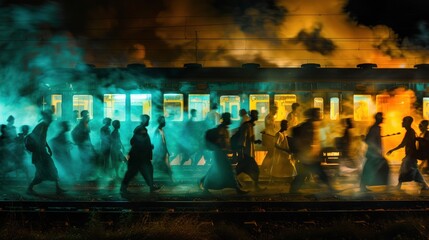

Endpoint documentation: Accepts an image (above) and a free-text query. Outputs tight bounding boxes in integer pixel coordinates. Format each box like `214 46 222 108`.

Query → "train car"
38 62 429 165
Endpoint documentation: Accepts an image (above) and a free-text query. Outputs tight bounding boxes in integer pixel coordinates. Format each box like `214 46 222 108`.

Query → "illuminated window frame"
188 94 210 121
163 93 184 121
131 93 152 121
220 95 241 121
104 94 126 121
73 95 93 119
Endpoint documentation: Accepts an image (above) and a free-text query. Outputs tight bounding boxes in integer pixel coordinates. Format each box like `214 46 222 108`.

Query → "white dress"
270 131 297 178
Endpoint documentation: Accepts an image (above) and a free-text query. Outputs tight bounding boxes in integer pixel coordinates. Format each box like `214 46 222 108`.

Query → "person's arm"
387 132 407 155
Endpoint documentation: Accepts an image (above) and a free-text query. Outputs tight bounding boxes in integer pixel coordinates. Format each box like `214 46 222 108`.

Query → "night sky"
1 0 429 68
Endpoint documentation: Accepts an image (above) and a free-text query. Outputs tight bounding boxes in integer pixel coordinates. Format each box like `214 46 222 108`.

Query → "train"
37 62 429 164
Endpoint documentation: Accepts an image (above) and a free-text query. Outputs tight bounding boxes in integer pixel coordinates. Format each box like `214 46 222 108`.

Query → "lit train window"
188 94 210 121
376 94 410 120
249 94 269 121
330 97 339 120
104 94 126 121
164 93 183 121
220 95 240 120
73 95 93 119
314 97 324 119
274 94 296 121
424 97 429 120
51 94 62 118
131 94 152 121
353 95 371 121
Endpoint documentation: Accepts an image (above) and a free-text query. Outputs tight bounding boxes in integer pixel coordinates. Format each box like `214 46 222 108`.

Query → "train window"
353 95 371 121
131 94 152 121
164 93 183 121
188 94 210 121
314 97 324 119
104 94 126 121
330 97 339 120
376 94 410 119
274 94 296 121
220 95 240 120
424 97 429 120
73 95 93 119
51 94 62 118
249 94 269 120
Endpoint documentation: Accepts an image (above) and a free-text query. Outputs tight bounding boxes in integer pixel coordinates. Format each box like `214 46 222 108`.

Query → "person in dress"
270 120 297 180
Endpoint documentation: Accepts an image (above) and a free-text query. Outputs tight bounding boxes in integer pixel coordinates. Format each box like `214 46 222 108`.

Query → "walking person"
416 120 429 174
120 114 161 194
236 110 265 191
26 110 65 195
100 117 112 176
270 120 297 180
200 113 247 194
110 120 125 180
387 116 429 191
152 116 173 183
289 108 336 194
360 112 390 192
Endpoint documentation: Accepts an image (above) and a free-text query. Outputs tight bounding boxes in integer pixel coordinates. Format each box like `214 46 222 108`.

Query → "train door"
130 93 152 121
314 97 324 119
188 94 210 121
424 97 429 120
219 95 240 121
164 93 184 121
73 95 94 119
353 95 372 122
330 97 340 120
103 94 126 121
274 94 296 121
51 94 62 119
249 94 270 120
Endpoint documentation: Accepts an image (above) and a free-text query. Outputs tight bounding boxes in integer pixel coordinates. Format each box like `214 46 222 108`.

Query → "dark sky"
2 0 429 68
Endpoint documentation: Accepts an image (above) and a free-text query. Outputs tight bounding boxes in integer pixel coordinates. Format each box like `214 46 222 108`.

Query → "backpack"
24 134 37 152
205 127 219 151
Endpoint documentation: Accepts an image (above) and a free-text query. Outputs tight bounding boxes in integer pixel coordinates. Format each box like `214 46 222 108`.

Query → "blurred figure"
337 118 359 175
360 112 390 192
205 103 220 129
286 103 301 128
239 109 250 125
270 120 296 180
416 120 429 174
200 113 247 194
236 110 265 191
289 108 336 194
387 116 429 191
50 121 76 181
110 120 125 179
72 110 97 180
120 114 161 194
178 109 201 166
261 105 278 173
27 110 65 195
14 125 30 181
152 116 173 183
100 117 112 175
5 115 17 140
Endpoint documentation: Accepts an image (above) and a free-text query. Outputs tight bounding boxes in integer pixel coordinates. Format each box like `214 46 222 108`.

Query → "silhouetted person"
120 114 161 194
200 113 247 194
72 110 97 180
14 125 30 181
416 120 429 174
205 103 220 129
5 115 17 140
387 116 429 191
236 110 265 191
50 121 76 181
27 110 65 195
100 117 112 175
152 116 173 183
270 120 296 180
360 112 390 192
337 118 358 173
289 108 336 194
239 109 250 125
111 120 125 179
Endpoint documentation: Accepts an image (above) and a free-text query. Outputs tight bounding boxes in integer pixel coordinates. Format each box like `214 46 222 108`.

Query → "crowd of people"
1 102 429 196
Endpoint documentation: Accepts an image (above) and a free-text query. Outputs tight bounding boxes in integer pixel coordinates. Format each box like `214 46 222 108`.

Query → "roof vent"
75 63 95 71
357 63 377 69
184 63 202 69
242 63 260 69
127 63 146 69
301 63 321 69
414 64 429 70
